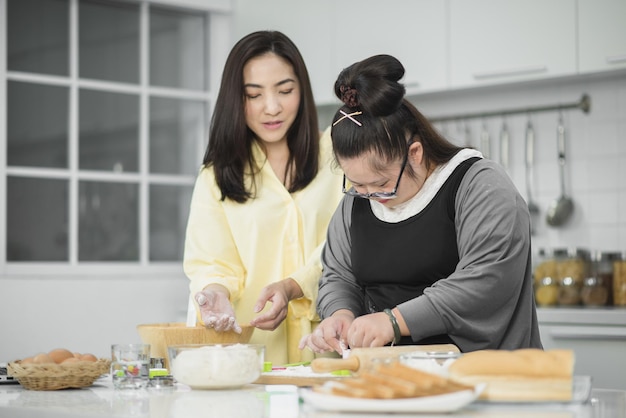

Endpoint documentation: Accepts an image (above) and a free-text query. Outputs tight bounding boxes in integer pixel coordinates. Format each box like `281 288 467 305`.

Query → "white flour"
171 344 262 389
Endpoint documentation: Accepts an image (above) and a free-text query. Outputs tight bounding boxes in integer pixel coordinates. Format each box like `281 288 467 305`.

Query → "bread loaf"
448 349 574 401
449 349 573 378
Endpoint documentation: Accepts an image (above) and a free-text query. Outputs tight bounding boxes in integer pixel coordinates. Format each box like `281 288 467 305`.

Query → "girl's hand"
250 279 301 331
298 310 354 354
345 312 395 348
195 285 241 333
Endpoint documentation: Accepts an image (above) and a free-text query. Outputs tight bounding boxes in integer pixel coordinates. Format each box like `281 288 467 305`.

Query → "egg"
20 357 34 364
32 353 54 364
48 348 74 364
61 357 82 364
79 353 98 362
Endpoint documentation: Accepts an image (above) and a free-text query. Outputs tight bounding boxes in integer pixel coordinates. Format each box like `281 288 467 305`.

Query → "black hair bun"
334 54 405 116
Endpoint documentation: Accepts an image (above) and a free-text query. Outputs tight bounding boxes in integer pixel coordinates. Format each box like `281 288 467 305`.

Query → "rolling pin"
310 344 459 373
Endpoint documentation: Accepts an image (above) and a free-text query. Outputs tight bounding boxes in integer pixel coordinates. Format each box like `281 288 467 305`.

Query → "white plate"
300 383 485 413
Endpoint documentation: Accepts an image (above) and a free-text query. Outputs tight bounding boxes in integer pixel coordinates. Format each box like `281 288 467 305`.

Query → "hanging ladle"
524 118 540 233
480 120 490 159
546 113 574 226
499 117 510 172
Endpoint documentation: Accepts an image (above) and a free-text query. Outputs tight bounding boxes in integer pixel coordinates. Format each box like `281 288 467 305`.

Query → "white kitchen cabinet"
148 0 231 11
449 0 577 88
578 0 626 73
232 0 337 104
233 0 447 104
333 0 448 96
538 308 626 390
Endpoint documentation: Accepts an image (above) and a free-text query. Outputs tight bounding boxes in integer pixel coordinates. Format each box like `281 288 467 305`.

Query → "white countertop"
1 378 625 418
537 307 626 326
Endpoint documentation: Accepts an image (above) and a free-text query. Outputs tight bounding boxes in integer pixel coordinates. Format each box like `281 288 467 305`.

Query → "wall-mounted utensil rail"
428 94 590 123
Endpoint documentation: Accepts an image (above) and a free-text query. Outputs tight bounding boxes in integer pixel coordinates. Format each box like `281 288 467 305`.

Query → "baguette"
448 349 575 401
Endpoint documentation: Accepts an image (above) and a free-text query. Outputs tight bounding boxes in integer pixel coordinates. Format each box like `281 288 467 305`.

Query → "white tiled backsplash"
318 71 626 254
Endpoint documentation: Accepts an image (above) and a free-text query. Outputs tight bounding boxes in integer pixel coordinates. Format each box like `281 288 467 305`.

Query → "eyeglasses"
342 151 409 200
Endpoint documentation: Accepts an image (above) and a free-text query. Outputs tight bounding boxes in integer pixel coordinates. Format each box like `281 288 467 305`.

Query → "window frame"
0 0 232 277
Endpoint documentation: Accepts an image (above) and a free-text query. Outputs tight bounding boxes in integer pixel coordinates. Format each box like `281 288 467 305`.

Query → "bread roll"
449 349 574 378
448 349 575 401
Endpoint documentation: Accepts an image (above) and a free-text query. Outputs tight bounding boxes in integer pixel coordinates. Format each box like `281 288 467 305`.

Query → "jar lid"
537 248 555 258
554 248 590 259
601 251 622 261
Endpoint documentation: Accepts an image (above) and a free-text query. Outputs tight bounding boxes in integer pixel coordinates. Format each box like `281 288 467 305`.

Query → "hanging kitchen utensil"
464 121 473 148
480 120 490 159
455 120 464 143
499 117 510 171
524 117 540 233
546 112 574 226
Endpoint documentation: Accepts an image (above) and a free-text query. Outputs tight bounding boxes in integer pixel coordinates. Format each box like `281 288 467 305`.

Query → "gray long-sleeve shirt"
318 158 542 352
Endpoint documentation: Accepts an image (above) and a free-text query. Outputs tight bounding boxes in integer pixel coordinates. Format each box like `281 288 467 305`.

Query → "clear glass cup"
111 344 151 389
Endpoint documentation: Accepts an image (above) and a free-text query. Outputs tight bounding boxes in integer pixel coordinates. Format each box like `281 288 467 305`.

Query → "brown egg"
32 353 54 364
48 348 74 364
20 357 34 364
73 352 82 358
61 357 82 364
79 353 98 362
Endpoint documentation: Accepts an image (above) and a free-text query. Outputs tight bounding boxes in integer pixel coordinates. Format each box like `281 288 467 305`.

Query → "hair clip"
333 110 363 127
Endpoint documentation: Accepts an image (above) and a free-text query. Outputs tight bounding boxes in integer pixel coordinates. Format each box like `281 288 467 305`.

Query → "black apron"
350 157 480 345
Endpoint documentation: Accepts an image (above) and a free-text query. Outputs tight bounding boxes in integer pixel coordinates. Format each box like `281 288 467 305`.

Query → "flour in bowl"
170 344 263 389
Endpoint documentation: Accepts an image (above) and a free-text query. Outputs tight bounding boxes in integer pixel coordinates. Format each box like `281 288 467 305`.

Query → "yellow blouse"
183 128 343 364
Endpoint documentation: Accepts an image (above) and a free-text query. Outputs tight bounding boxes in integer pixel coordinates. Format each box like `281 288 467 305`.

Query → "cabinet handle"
549 326 626 341
473 65 547 80
405 81 420 89
606 54 626 64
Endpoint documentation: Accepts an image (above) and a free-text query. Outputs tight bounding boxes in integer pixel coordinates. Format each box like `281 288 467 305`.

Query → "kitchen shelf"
428 94 590 123
537 307 626 326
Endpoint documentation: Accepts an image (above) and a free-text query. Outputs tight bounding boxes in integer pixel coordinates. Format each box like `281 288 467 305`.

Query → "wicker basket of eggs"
8 348 110 390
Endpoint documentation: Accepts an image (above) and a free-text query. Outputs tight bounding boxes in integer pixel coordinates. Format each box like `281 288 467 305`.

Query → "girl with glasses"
299 55 542 355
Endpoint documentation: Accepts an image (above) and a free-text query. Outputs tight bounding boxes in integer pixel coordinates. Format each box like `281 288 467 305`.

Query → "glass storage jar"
581 276 609 307
582 251 621 307
535 276 559 306
533 248 557 288
614 252 626 306
554 248 590 306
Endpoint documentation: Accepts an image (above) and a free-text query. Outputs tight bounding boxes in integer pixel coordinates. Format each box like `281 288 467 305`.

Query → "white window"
1 0 230 275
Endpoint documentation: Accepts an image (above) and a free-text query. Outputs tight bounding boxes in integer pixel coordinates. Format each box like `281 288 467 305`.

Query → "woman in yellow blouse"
183 31 343 364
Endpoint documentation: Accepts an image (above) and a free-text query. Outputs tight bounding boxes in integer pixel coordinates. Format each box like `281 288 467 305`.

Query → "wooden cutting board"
255 344 460 386
311 344 459 373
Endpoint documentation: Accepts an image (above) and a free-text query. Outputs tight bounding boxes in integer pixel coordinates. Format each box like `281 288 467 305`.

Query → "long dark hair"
204 31 320 202
330 54 461 174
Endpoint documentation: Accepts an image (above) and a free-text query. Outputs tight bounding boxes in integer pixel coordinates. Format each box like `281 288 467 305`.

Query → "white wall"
0 276 189 362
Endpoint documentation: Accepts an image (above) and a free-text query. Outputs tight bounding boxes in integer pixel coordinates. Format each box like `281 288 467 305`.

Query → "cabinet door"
333 0 448 95
449 0 577 88
539 324 626 390
233 0 336 104
578 0 626 73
